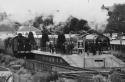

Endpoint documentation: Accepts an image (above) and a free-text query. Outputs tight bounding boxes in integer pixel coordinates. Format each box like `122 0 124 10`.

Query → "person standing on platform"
27 32 37 50
40 29 49 51
49 41 55 53
57 32 66 54
85 41 89 56
92 43 96 55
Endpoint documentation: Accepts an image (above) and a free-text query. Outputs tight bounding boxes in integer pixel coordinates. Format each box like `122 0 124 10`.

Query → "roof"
110 40 125 45
86 34 98 39
18 26 41 32
0 66 10 71
0 24 15 32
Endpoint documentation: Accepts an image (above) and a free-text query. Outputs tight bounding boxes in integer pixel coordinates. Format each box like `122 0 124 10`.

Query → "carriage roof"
86 34 98 40
110 40 125 45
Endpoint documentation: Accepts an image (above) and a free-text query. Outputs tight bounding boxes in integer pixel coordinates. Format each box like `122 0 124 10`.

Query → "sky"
0 0 125 26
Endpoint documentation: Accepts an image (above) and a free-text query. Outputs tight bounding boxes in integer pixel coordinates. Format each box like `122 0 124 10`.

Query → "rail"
110 56 125 67
25 59 101 80
25 59 98 72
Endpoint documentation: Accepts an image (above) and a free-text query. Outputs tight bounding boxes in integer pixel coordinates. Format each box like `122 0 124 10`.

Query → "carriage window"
37 63 41 71
42 56 45 61
38 64 41 71
58 59 61 64
37 55 41 61
48 57 51 62
45 56 47 62
41 64 44 70
41 56 44 61
57 58 60 63
47 57 50 62
55 58 58 63
43 56 46 61
55 58 60 63
56 58 58 63
52 57 55 63
31 63 34 70
51 57 54 63
60 59 63 64
45 56 48 62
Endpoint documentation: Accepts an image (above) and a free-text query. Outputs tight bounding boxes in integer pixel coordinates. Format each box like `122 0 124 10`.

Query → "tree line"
104 4 125 33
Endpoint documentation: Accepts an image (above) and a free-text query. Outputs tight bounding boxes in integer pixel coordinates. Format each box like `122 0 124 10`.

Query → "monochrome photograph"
0 0 124 82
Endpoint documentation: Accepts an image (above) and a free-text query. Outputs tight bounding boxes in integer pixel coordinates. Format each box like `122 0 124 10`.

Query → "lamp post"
83 36 86 68
81 33 89 68
120 32 123 52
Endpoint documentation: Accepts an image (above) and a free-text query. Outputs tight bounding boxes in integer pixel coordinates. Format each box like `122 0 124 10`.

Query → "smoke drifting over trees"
33 15 54 29
0 12 21 31
106 4 125 33
32 15 88 34
63 16 88 34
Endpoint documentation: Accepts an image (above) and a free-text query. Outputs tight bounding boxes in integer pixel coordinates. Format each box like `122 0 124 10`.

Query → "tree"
33 16 44 28
106 4 125 33
43 15 54 26
13 22 21 31
63 16 88 34
78 19 87 30
57 32 66 53
0 12 7 21
33 15 54 29
40 26 50 51
27 32 36 49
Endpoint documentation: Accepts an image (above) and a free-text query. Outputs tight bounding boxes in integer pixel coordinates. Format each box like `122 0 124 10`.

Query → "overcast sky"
0 0 124 24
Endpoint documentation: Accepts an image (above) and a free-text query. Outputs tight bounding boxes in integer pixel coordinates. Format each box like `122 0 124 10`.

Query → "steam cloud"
0 0 125 31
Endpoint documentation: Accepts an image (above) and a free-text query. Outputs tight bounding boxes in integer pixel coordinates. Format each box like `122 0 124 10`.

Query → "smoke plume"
0 0 125 31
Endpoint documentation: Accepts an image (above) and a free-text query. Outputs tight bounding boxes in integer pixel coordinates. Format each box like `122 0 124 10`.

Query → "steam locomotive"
0 33 110 58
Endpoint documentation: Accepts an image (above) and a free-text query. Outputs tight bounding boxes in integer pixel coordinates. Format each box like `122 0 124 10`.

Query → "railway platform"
31 50 125 71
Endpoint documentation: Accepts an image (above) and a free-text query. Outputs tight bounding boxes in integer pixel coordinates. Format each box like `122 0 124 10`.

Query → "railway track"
25 59 99 73
25 59 99 80
0 52 97 73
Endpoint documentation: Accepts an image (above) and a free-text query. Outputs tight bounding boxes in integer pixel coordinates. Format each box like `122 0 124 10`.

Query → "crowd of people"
85 35 110 55
40 32 75 54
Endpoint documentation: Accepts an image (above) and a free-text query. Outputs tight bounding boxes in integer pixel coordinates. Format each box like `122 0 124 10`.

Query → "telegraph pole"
83 36 86 68
81 33 89 68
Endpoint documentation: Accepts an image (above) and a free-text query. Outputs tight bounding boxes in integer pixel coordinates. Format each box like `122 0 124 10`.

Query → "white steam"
0 0 125 30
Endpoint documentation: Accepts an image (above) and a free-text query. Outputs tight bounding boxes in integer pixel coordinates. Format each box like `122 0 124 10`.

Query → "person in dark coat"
17 33 26 51
85 41 89 56
40 32 49 51
49 41 55 53
92 42 96 55
57 32 66 54
67 41 74 54
27 32 37 50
